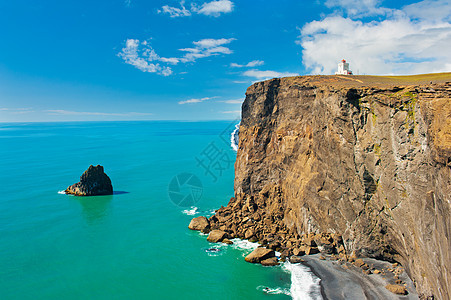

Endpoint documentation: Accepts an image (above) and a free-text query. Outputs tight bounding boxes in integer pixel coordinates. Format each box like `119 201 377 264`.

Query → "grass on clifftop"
277 72 451 88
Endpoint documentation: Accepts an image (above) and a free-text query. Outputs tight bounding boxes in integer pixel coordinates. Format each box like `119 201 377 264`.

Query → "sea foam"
227 238 322 299
182 206 199 216
283 262 322 300
57 190 66 195
230 123 239 151
257 285 291 296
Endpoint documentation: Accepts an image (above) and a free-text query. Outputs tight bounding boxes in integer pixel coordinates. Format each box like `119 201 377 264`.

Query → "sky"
1 0 450 122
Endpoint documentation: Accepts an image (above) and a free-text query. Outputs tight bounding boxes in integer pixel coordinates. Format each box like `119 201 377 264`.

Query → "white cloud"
403 0 451 23
230 60 264 68
193 0 234 17
118 39 173 76
243 69 298 80
160 0 233 18
46 110 153 116
0 107 34 114
118 38 234 75
324 0 391 17
221 110 241 114
159 1 191 18
299 0 451 75
179 38 235 62
178 96 217 104
218 99 243 104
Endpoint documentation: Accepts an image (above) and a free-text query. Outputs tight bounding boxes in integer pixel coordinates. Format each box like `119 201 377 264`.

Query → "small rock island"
65 165 113 196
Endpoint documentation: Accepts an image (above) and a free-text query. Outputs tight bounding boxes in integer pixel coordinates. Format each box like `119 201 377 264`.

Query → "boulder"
244 229 255 239
385 284 408 295
207 230 227 243
305 246 320 255
261 257 279 266
289 256 304 263
354 258 365 268
188 216 210 231
292 248 305 256
222 238 233 245
65 165 113 196
245 248 275 263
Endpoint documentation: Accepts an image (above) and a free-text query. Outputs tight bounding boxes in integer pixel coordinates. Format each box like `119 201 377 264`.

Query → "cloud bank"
299 0 451 75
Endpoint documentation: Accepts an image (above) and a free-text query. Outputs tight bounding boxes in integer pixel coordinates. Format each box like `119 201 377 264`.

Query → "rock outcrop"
244 247 275 263
188 216 210 232
65 165 113 196
206 75 450 299
207 230 227 243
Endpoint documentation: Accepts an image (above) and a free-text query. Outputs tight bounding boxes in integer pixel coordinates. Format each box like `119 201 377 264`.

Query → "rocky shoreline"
189 211 416 298
190 75 451 299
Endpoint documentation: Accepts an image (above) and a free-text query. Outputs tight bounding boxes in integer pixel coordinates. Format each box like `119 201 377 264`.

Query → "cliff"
219 74 450 299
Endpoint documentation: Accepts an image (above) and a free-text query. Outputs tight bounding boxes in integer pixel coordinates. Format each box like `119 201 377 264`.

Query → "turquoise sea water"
0 121 302 300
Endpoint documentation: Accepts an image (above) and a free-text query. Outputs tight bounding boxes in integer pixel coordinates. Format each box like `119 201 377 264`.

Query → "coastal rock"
245 248 275 263
222 238 233 245
209 76 451 299
260 257 279 266
305 246 320 255
65 165 113 196
188 216 210 232
207 230 227 243
289 256 304 264
385 284 408 295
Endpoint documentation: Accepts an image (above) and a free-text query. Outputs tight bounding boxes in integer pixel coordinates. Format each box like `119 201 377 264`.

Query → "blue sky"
1 0 450 122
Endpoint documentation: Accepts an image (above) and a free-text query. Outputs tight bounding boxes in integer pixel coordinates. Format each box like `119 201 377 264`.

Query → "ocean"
0 121 321 300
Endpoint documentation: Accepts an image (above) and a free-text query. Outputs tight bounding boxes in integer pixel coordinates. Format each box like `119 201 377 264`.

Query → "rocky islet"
65 165 113 196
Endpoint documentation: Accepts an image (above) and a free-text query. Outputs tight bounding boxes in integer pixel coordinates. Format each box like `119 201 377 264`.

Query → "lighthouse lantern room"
335 59 353 75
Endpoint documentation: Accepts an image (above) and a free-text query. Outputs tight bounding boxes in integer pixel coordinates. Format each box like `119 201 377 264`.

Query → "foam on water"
230 238 259 255
57 190 66 195
230 123 239 151
201 235 322 300
182 206 199 216
283 262 322 300
257 285 291 296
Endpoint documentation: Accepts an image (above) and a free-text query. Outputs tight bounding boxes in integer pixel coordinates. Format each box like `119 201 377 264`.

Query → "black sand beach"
301 254 419 300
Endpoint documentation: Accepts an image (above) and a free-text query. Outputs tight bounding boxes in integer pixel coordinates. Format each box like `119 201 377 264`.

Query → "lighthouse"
335 59 353 75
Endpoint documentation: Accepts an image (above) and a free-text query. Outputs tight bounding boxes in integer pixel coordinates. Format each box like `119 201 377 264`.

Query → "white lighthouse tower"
335 59 353 75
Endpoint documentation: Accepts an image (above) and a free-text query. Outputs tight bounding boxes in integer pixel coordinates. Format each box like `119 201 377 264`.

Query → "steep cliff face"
233 75 450 299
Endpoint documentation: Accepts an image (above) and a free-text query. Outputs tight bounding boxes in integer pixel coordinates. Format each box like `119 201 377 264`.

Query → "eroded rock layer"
211 75 450 299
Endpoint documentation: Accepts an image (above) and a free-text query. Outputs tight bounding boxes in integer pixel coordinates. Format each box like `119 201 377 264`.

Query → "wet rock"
65 165 113 196
222 238 234 245
207 230 227 243
188 216 210 231
261 257 279 266
245 248 275 263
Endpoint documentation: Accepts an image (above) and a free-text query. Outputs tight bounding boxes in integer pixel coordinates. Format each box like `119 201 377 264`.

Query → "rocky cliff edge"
214 74 450 299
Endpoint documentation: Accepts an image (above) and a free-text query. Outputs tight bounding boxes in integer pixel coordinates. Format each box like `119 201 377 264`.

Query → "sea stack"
65 165 113 196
